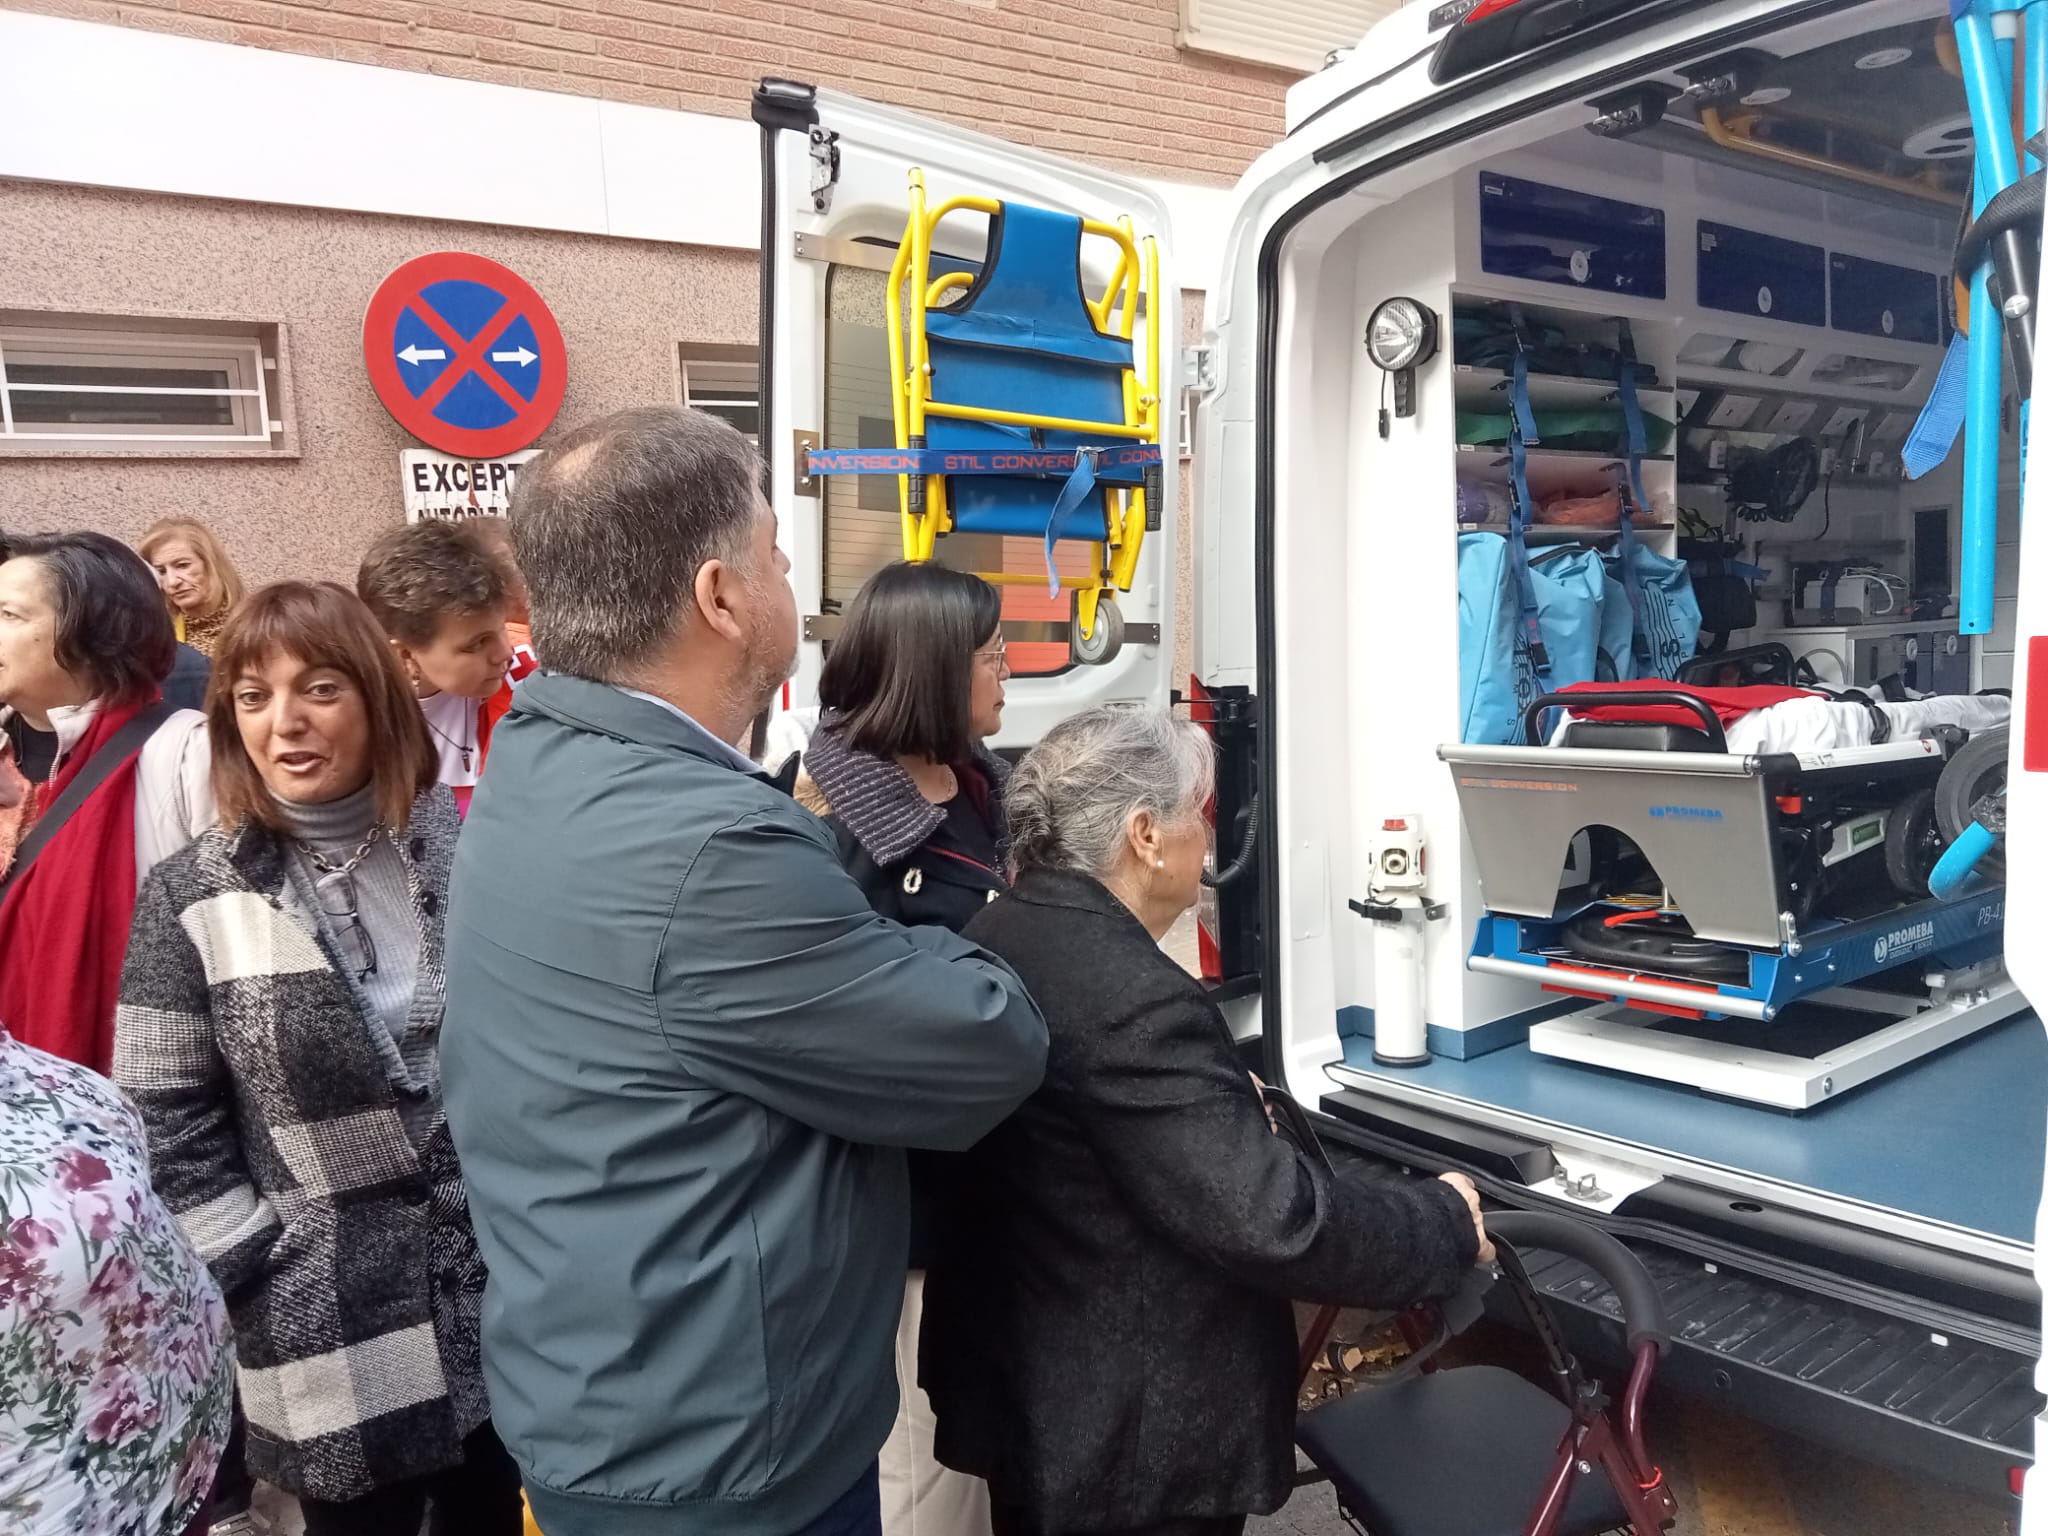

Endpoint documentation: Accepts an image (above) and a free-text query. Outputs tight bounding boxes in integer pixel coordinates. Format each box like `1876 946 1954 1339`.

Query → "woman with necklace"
139 517 245 659
796 560 1013 1536
115 581 521 1536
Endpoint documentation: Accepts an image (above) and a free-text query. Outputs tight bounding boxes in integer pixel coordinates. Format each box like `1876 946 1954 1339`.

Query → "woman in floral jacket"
0 1023 234 1536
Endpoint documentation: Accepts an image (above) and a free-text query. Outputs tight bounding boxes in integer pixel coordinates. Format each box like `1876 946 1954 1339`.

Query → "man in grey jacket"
441 406 1049 1536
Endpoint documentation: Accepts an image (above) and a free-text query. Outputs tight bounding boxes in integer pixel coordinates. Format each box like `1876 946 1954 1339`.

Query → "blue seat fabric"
923 201 1137 542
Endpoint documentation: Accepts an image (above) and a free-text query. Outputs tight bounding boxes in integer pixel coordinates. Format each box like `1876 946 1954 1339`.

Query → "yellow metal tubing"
1699 108 1963 209
975 571 1105 592
924 400 1154 437
1076 583 1103 640
926 271 974 307
886 176 920 560
894 169 1165 617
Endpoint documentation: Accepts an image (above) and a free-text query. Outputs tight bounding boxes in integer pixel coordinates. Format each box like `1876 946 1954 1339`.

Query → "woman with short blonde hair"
138 517 246 657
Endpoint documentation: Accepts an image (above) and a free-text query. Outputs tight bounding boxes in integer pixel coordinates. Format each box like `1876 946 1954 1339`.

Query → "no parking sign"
363 252 566 458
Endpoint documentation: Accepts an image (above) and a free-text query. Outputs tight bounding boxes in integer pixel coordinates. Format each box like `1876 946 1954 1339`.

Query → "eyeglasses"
312 869 379 980
974 641 1011 676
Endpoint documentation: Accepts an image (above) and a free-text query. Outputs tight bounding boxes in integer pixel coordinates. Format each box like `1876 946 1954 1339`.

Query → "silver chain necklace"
297 826 386 979
298 826 382 877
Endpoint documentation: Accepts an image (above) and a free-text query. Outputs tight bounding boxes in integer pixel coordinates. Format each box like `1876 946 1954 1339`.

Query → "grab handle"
1486 1210 1669 1353
1523 689 1729 753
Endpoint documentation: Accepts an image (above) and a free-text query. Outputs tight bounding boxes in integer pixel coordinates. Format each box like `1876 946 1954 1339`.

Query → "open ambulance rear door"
2008 222 2048 1536
749 81 1181 750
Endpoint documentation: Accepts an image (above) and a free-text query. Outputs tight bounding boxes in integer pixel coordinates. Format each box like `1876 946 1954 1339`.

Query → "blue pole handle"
1929 820 1999 900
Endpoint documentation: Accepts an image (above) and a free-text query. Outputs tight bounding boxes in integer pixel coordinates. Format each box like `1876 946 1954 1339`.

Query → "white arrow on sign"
398 345 447 366
491 347 538 367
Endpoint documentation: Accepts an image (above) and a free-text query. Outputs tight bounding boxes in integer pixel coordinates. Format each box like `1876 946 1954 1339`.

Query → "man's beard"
738 598 797 721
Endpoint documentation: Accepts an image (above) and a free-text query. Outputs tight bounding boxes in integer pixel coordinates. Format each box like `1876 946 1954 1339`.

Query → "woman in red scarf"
0 531 213 1073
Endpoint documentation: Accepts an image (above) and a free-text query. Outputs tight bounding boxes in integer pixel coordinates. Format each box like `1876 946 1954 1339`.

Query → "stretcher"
1441 684 2022 1109
806 171 1164 663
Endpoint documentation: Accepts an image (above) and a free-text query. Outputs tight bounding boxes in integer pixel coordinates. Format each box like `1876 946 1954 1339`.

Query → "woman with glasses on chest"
115 581 520 1536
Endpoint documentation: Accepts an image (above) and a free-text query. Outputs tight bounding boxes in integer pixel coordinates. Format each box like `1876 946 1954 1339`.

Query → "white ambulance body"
757 0 2048 1506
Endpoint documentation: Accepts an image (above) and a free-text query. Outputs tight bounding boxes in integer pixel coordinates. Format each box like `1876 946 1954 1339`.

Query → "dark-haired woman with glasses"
115 580 521 1536
794 559 1013 1536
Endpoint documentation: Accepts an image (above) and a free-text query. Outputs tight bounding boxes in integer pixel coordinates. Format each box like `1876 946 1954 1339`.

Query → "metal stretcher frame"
1438 737 2021 1109
884 169 1162 643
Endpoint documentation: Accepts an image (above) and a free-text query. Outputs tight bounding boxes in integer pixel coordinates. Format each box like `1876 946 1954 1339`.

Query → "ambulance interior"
1269 1 2038 1288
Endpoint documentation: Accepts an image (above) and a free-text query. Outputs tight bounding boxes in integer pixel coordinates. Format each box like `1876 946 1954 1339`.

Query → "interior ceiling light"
1904 114 1977 159
1741 86 1792 106
1855 46 1914 70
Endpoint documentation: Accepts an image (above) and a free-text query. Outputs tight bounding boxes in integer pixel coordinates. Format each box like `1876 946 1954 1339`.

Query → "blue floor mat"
1336 1013 2046 1243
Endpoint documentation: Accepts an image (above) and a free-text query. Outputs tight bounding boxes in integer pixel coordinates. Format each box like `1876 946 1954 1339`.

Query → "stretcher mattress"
1551 692 2010 755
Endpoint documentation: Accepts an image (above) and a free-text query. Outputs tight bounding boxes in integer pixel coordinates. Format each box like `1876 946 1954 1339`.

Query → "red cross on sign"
363 252 567 458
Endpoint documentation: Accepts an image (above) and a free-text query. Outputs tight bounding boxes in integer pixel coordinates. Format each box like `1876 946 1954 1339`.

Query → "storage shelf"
1459 443 1673 500
1453 365 1672 411
1461 523 1677 545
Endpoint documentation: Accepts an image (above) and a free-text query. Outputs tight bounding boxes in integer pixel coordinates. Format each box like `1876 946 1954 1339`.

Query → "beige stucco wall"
0 176 757 586
1 175 1201 679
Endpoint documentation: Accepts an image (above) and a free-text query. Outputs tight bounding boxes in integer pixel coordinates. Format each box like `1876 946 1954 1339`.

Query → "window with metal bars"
0 322 280 450
679 348 760 443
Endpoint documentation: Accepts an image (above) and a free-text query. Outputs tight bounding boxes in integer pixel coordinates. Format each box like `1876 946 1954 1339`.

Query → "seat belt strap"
806 442 1159 481
1504 307 1551 692
1613 320 1651 670
1904 331 1972 479
1041 448 1102 597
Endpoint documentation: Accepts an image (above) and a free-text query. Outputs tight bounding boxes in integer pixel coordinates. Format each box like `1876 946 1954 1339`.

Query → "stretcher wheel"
1073 597 1124 666
1936 725 2008 883
1883 788 1943 900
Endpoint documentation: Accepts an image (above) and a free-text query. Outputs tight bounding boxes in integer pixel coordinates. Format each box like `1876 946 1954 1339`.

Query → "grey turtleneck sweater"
278 785 431 1136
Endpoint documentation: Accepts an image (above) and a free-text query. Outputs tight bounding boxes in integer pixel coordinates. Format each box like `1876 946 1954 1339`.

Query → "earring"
1155 858 1165 868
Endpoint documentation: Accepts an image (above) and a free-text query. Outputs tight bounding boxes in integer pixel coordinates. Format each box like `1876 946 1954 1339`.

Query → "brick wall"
7 0 1296 182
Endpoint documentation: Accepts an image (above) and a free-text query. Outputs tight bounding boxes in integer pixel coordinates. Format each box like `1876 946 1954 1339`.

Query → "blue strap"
807 443 1159 480
1904 332 1971 478
1503 309 1550 694
1042 449 1101 597
1613 322 1651 669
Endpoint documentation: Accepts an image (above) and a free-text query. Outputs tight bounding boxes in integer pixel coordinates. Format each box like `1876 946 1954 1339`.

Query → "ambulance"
754 0 2048 1506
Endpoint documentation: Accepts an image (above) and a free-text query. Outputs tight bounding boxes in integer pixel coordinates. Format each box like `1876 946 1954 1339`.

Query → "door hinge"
792 428 820 498
1183 346 1216 394
808 127 841 214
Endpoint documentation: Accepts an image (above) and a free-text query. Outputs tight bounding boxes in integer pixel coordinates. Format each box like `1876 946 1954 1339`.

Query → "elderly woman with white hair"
919 706 1491 1536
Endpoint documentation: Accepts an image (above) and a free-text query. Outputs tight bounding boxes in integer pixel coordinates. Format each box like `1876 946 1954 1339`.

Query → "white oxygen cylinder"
1368 813 1431 1066
1372 914 1429 1066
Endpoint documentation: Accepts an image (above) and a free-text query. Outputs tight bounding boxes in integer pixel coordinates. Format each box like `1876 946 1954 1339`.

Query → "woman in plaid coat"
115 581 520 1536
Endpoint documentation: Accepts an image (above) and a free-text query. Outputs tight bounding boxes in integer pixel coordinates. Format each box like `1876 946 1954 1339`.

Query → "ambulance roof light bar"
1429 0 1669 86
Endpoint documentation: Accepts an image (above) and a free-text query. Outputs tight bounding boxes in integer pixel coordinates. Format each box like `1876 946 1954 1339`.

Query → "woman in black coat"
795 559 1014 1536
921 706 1492 1536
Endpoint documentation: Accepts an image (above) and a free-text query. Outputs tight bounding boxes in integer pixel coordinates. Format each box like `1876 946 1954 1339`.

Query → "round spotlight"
1904 114 1976 160
1740 86 1792 106
1855 46 1913 70
1366 297 1439 373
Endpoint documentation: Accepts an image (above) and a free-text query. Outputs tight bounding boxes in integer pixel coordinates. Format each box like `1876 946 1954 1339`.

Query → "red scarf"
0 696 154 1074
